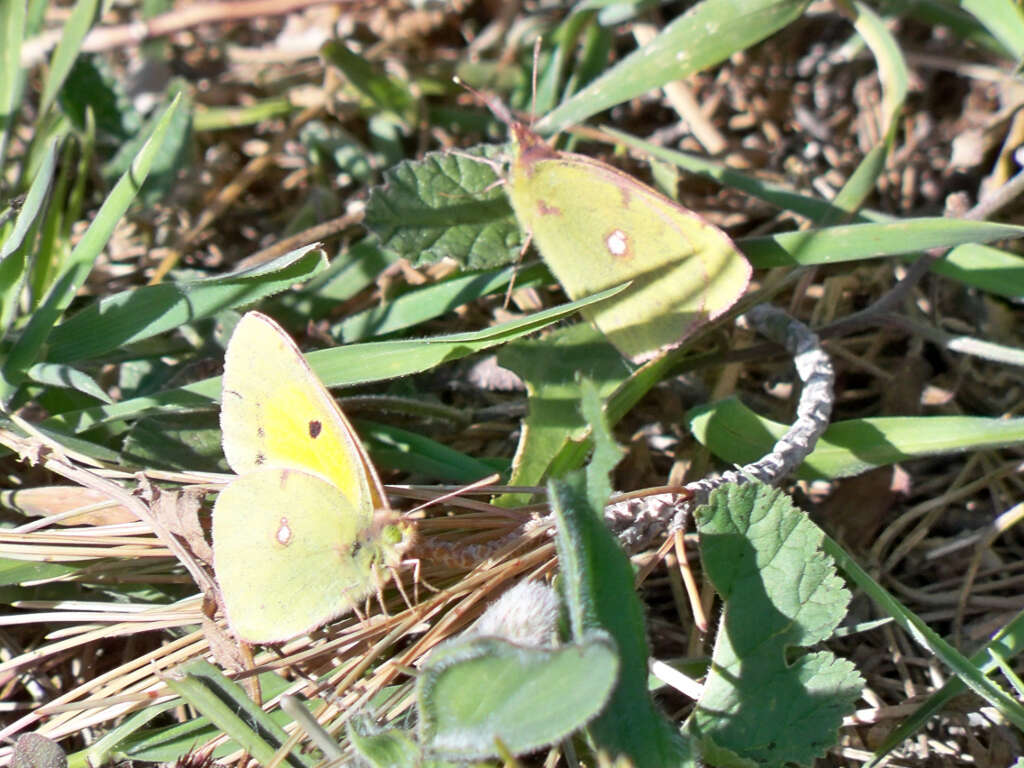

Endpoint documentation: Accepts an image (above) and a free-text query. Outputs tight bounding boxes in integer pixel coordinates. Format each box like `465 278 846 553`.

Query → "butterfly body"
212 312 412 643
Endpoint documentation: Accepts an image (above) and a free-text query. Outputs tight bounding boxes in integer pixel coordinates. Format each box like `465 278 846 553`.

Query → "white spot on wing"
606 229 628 257
276 517 293 546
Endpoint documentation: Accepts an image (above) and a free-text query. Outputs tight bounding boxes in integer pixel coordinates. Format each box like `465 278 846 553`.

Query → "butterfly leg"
503 228 533 309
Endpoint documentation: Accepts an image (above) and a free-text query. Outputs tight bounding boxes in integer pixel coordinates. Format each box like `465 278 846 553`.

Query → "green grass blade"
960 0 1024 60
824 537 1024 730
0 137 58 333
46 284 627 432
0 94 183 404
549 382 688 767
163 659 313 768
823 2 907 220
45 245 328 363
864 610 1024 766
537 0 808 133
742 219 1024 268
689 398 1024 479
38 0 100 114
0 0 26 164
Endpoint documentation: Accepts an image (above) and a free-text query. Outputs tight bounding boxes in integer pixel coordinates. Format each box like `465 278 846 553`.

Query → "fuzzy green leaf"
687 482 863 766
348 720 420 768
418 633 618 760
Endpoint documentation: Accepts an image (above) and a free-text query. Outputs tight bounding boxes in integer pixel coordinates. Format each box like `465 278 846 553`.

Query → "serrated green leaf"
364 145 524 268
418 633 618 760
687 482 863 767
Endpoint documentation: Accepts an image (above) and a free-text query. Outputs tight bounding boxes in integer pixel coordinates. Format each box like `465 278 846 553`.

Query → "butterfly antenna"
530 36 541 126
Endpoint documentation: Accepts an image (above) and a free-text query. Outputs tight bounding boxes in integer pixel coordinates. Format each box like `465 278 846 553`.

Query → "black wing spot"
255 452 266 465
256 425 265 439
308 420 322 438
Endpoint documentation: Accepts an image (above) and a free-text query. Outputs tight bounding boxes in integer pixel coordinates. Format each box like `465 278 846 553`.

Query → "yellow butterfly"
212 311 413 643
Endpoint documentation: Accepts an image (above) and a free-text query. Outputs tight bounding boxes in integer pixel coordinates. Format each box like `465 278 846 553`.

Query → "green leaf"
335 262 545 343
549 381 687 767
934 243 1024 299
537 0 809 134
321 41 414 115
959 0 1024 60
45 245 328 363
38 0 100 114
121 412 224 472
0 0 26 163
1 94 184 404
823 535 1024 732
162 659 313 768
58 55 142 143
361 421 499 484
687 482 863 766
348 720 421 768
418 633 619 760
82 670 299 766
0 558 82 586
101 85 193 205
0 138 58 333
688 398 1024 479
495 322 631 505
48 284 626 433
823 2 906 221
28 363 112 404
364 146 524 268
863 610 1024 766
742 219 1024 268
